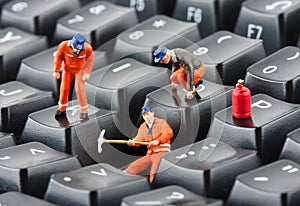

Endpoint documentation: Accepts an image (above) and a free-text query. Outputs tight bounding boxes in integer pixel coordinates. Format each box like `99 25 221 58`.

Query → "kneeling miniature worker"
53 34 94 120
153 46 206 99
124 106 173 183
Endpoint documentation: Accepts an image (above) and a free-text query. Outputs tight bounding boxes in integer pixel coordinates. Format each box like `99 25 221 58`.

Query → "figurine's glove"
186 91 193 99
82 73 90 81
148 140 159 148
53 72 60 79
127 139 137 146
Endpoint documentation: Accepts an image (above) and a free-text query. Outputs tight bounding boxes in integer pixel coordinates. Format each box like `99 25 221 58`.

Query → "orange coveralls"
125 118 173 183
54 40 94 113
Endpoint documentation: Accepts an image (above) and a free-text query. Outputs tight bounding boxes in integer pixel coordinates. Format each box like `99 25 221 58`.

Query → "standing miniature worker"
153 46 206 99
53 34 94 120
124 106 173 183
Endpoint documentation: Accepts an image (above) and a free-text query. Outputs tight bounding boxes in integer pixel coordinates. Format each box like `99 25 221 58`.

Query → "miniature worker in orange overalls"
125 106 173 183
153 46 206 99
53 34 94 120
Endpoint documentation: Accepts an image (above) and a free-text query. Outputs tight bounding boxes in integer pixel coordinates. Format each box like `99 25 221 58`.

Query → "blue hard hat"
153 46 167 63
141 106 153 114
71 34 85 51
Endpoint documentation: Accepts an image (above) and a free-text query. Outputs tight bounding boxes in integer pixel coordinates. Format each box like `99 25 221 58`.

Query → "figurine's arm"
82 44 94 81
185 64 194 92
157 121 173 143
53 42 65 79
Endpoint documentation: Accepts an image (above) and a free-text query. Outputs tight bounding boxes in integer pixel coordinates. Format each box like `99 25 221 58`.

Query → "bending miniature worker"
125 106 173 183
53 34 94 120
153 46 206 99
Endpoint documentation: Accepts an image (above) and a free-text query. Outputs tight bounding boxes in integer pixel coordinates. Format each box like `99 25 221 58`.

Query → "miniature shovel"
97 129 149 153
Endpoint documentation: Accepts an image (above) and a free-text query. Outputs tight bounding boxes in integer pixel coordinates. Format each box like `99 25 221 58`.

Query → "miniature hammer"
97 129 149 153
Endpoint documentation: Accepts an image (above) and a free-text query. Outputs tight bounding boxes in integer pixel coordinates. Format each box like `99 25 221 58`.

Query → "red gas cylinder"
232 79 251 119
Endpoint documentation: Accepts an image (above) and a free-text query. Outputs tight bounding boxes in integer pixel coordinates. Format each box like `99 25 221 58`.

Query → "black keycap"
0 27 47 83
234 0 300 54
44 163 151 206
0 81 55 136
17 46 108 100
1 0 80 42
245 46 300 103
279 128 300 164
19 100 128 166
153 139 262 199
0 192 58 206
227 159 300 206
185 30 266 85
52 1 138 48
98 14 201 65
173 0 246 38
121 185 223 206
0 142 81 198
208 94 300 163
143 80 232 149
115 0 177 21
85 58 171 137
0 132 16 149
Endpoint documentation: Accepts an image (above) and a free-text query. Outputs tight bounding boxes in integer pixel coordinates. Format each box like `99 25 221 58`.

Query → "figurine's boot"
79 105 89 120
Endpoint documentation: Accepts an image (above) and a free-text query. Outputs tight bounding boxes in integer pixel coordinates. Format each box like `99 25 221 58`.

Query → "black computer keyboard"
1 0 300 205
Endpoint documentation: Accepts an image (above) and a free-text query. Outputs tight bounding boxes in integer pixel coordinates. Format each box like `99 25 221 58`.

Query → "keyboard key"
17 46 108 100
173 0 246 37
234 0 300 54
143 80 233 149
19 100 126 166
0 192 58 206
0 132 16 149
0 27 47 83
208 94 300 163
0 81 55 136
245 46 300 103
98 14 201 65
279 128 300 164
1 0 80 42
153 139 262 199
115 0 177 21
44 163 151 206
86 58 171 137
0 142 81 197
227 159 300 206
52 1 138 48
185 30 266 85
121 185 223 206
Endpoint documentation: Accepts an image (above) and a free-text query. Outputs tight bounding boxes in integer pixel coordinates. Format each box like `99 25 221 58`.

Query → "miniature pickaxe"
97 129 149 153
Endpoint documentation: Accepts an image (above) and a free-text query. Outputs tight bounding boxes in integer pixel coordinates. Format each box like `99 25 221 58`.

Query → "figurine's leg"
57 70 72 116
149 152 167 183
75 70 89 120
192 65 206 94
124 155 152 175
170 68 187 91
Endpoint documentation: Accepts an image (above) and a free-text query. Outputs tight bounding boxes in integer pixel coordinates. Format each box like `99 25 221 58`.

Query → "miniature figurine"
124 106 173 183
53 34 94 120
153 46 206 99
232 79 251 119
